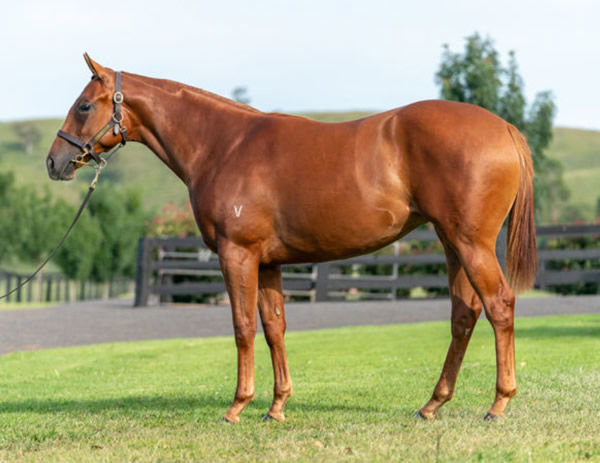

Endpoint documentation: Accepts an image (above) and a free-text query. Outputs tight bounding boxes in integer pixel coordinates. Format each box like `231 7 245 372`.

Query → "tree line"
0 172 148 284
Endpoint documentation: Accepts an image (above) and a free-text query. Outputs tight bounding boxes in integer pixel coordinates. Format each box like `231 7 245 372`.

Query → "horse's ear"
83 52 109 81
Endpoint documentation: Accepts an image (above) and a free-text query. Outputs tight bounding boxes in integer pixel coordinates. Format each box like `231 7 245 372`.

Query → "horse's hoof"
220 416 236 424
415 410 431 420
262 413 284 422
483 412 499 422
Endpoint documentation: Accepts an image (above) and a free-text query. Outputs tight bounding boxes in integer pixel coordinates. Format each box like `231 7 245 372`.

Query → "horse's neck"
123 73 260 185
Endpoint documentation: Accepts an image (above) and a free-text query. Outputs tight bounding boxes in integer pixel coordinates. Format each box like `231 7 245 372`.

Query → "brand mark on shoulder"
233 205 243 218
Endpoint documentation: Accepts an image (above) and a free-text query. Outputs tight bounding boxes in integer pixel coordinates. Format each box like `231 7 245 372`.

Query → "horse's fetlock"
236 390 255 404
502 387 517 399
277 385 292 398
434 388 453 404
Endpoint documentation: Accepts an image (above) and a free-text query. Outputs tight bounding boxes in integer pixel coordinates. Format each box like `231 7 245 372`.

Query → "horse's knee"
234 323 256 348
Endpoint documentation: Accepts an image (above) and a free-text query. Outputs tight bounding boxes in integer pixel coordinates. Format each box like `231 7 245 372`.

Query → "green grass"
518 289 557 298
0 314 599 462
0 302 56 312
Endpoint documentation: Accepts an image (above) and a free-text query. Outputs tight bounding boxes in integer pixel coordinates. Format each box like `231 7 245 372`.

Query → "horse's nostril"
47 156 55 171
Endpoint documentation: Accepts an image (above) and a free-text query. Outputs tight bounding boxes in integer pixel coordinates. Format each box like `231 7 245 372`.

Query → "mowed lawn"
0 314 599 462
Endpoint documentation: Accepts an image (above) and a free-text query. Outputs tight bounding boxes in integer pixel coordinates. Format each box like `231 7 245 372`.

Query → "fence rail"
0 271 131 304
134 224 600 306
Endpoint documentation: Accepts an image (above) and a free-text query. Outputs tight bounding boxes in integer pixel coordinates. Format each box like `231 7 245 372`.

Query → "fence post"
537 254 547 291
16 275 22 303
6 274 12 303
46 277 53 302
315 263 329 302
159 243 173 304
134 238 152 307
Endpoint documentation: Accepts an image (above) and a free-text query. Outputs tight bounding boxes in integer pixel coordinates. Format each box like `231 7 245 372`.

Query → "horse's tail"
505 123 538 293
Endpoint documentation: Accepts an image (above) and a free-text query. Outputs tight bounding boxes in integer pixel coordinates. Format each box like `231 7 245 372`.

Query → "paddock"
0 299 599 461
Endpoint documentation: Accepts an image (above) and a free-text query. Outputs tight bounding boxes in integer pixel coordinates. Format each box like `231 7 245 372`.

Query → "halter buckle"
112 112 124 124
113 91 124 104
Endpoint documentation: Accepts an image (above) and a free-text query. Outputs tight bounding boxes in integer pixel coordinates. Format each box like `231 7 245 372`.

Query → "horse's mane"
125 72 262 115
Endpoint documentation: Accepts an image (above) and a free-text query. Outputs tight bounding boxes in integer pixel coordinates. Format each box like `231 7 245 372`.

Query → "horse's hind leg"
448 238 517 419
258 265 292 421
418 246 483 419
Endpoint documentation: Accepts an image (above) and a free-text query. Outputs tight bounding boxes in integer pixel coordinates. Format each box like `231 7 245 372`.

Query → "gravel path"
1 295 599 354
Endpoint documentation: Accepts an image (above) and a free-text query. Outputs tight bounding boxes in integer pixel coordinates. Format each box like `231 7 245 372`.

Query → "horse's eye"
78 103 92 112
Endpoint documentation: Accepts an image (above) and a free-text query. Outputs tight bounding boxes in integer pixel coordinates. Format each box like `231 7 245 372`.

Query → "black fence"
134 224 600 306
0 271 131 304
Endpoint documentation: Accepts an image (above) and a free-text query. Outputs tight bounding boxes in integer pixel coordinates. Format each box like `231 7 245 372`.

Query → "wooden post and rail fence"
0 272 131 305
134 224 600 306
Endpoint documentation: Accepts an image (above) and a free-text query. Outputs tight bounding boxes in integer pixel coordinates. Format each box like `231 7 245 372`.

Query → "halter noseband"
57 71 127 166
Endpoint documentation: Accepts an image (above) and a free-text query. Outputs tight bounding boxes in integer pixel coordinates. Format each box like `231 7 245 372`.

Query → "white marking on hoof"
233 205 243 217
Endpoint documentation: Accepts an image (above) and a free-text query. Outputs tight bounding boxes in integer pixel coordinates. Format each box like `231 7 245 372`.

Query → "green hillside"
1 115 598 220
0 118 188 212
545 127 600 218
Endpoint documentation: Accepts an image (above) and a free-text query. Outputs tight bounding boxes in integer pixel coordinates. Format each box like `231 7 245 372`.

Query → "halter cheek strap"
57 71 127 166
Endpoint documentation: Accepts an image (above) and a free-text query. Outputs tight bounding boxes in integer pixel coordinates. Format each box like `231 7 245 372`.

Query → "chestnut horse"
46 55 537 423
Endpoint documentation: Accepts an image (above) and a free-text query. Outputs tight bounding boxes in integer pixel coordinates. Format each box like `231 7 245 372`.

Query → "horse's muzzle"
46 155 75 181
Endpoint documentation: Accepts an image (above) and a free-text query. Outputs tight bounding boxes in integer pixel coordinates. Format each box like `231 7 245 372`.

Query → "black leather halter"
57 71 127 165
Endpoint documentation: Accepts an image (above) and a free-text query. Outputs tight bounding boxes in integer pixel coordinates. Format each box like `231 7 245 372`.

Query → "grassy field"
1 115 598 219
0 302 56 312
546 127 600 218
0 314 598 462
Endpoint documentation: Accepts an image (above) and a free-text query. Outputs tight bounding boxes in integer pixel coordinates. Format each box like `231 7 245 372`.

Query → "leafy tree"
436 33 569 223
0 174 74 266
85 186 149 282
232 86 251 105
16 187 73 265
0 172 21 260
11 121 42 155
0 172 150 297
0 180 74 300
55 201 102 281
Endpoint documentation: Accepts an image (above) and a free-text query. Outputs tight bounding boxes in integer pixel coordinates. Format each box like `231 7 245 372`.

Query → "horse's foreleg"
258 265 292 421
418 248 482 419
219 241 260 423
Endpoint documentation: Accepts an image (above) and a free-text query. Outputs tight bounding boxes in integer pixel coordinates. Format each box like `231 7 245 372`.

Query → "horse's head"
46 54 127 180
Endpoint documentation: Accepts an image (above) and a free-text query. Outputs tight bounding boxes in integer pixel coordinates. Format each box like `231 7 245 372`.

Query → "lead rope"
0 142 124 301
